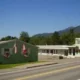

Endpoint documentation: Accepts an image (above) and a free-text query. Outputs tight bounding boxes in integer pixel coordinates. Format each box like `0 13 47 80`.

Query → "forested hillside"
0 26 80 45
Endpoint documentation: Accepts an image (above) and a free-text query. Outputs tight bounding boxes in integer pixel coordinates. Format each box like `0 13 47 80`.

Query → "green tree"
30 37 40 45
61 28 75 45
46 36 52 45
51 31 60 45
19 31 30 42
30 36 47 45
68 28 75 44
75 33 80 38
0 36 17 41
61 34 70 45
39 36 47 45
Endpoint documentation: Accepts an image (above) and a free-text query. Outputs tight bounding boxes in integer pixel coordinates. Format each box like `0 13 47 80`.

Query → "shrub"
59 56 63 59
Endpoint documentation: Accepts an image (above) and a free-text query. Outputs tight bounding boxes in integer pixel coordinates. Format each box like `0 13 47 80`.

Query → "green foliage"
30 28 80 45
19 31 30 42
61 33 69 45
75 33 80 38
0 36 17 41
68 28 75 44
0 26 80 45
30 36 47 45
46 37 52 45
60 28 75 45
51 31 60 45
30 37 40 45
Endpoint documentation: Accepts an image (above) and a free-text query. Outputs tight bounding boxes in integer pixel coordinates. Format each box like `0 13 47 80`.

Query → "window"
51 50 53 54
1 48 12 58
47 50 49 53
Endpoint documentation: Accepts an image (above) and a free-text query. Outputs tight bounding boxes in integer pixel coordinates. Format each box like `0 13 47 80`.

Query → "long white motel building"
37 38 80 58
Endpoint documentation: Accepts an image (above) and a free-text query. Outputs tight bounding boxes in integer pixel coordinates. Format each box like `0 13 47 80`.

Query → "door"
73 48 75 56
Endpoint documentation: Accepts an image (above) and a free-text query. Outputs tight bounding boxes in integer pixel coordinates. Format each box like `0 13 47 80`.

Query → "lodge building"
37 38 80 58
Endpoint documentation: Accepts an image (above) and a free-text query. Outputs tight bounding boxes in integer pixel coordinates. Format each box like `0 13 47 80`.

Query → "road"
0 60 80 80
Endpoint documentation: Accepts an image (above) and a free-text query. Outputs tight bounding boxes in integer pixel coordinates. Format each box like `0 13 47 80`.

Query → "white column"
71 49 73 56
55 50 56 54
40 49 42 55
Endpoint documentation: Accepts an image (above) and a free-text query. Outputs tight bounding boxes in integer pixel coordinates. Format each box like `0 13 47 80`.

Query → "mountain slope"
33 25 80 37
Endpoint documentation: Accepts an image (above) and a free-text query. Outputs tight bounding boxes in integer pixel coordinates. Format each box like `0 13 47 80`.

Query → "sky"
0 0 80 38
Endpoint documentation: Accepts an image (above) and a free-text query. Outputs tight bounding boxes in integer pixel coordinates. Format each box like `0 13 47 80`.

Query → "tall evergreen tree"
68 28 75 44
51 31 60 45
19 31 30 42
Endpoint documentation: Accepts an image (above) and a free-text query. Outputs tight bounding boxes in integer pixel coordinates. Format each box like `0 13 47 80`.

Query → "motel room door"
73 48 75 56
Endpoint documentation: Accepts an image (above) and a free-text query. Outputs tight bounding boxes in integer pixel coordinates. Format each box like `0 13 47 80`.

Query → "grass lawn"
0 61 46 69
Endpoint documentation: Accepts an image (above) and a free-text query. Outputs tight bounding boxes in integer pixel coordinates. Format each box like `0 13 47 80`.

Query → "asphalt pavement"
0 58 80 80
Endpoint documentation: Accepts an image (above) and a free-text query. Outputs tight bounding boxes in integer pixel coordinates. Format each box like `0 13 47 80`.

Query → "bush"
0 62 3 64
59 56 63 59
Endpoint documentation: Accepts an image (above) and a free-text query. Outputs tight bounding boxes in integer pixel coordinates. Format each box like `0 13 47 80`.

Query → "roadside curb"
12 62 58 69
26 62 58 69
